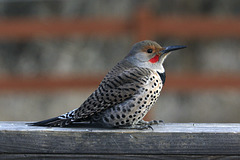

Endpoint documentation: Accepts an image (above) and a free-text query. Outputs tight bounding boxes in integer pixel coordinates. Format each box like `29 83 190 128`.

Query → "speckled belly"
98 71 163 127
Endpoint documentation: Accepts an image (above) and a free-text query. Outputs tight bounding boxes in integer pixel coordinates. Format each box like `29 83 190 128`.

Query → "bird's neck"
157 71 166 85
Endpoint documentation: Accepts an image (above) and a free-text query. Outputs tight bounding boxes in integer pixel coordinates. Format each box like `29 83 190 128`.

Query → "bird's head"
125 40 186 72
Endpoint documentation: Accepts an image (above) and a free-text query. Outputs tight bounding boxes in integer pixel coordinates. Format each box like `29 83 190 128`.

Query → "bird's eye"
147 49 153 53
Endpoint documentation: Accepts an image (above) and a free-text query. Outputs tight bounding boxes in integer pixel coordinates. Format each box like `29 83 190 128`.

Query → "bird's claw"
137 120 164 125
118 123 153 130
136 124 153 130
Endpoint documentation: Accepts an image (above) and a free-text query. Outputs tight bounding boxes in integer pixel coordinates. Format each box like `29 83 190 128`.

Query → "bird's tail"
27 108 77 127
27 117 72 127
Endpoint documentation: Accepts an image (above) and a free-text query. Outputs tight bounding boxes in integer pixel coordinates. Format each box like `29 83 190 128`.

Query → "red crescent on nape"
149 55 159 63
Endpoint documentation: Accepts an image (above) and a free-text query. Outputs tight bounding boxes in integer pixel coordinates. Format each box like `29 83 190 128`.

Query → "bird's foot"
137 119 164 125
115 120 164 130
118 124 153 130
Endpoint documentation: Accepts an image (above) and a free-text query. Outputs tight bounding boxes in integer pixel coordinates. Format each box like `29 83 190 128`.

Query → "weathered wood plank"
0 122 240 156
1 154 240 160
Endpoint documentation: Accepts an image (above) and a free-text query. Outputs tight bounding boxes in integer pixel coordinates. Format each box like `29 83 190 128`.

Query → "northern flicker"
30 40 186 129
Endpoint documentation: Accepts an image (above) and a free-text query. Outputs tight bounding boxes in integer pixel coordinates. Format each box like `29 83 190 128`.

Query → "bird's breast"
98 70 164 127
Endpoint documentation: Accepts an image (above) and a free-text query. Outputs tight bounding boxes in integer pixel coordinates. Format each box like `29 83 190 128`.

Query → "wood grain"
1 154 240 160
0 122 240 158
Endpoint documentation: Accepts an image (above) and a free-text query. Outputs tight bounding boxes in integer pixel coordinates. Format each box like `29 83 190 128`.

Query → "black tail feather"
27 117 70 127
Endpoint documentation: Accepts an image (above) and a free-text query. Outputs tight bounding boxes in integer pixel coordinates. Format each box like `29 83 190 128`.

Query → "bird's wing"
73 61 152 121
30 61 152 127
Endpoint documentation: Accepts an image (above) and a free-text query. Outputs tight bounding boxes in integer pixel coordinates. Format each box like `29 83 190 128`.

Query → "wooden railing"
0 122 239 159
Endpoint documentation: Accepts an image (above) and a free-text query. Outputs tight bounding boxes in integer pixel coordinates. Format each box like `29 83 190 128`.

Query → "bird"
30 40 186 129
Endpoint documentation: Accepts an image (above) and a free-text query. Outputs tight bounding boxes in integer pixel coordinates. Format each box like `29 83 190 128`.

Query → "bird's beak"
160 45 186 55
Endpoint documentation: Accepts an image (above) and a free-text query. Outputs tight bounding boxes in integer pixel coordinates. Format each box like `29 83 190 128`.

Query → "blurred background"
0 0 240 123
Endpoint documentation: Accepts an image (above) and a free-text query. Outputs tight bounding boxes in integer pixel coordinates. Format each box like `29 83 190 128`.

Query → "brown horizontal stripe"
0 9 240 40
0 73 239 92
